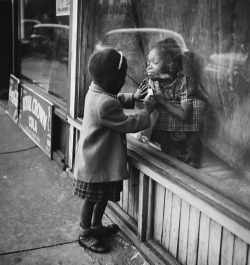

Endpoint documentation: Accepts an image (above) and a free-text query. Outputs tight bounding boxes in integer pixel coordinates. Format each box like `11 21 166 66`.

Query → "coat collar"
89 82 117 99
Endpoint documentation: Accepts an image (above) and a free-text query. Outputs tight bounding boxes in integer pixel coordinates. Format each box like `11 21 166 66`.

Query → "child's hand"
153 91 169 106
133 82 148 102
144 95 156 114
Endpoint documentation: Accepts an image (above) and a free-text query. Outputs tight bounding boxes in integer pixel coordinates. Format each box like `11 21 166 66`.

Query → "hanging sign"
56 0 70 16
7 74 20 123
19 85 53 158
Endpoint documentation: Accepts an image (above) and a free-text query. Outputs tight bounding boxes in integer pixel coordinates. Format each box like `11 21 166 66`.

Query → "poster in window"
19 85 53 158
7 74 20 124
56 0 70 16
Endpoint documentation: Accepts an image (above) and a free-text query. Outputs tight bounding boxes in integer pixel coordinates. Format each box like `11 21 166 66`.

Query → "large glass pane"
20 0 69 102
91 0 250 178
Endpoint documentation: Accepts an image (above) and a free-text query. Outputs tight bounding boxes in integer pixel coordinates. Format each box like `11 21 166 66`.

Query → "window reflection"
92 0 250 178
20 0 69 102
96 28 189 93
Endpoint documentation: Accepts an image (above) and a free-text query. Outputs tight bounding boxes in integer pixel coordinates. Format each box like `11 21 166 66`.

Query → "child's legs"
80 199 108 228
92 200 108 227
150 129 170 152
80 199 96 228
151 129 186 158
186 132 203 163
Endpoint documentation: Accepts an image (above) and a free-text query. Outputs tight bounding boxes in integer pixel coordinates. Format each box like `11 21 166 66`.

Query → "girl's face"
146 47 172 81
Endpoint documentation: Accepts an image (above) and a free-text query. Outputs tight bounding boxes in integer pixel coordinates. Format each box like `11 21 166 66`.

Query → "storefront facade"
10 0 250 264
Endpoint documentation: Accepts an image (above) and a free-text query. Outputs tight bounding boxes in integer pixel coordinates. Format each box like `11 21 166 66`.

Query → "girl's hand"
144 95 156 114
133 81 148 102
153 91 169 106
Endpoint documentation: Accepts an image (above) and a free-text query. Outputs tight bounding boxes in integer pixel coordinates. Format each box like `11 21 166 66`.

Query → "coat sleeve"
117 93 135 109
100 98 150 133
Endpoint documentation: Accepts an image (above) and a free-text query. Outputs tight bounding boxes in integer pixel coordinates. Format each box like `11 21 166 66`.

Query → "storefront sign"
7 75 20 123
19 85 53 158
56 0 70 16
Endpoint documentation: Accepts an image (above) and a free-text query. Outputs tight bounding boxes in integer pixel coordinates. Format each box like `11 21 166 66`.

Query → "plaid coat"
73 82 150 183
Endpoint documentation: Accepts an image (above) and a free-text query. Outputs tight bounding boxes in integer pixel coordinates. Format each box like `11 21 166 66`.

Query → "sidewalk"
0 100 149 265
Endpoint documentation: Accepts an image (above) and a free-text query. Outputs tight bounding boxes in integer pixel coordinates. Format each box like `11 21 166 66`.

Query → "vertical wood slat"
208 220 222 265
178 200 191 264
220 228 234 265
133 170 139 221
232 237 248 265
128 164 139 221
169 194 181 259
138 172 149 242
187 206 200 265
162 189 173 251
153 183 165 244
122 179 129 213
197 213 210 265
146 178 154 240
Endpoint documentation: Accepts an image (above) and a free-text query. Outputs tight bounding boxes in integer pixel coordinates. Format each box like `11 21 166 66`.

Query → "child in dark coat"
73 48 155 253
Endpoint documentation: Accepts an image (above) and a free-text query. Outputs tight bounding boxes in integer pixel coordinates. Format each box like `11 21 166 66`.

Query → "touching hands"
153 91 169 106
133 82 148 102
144 94 156 114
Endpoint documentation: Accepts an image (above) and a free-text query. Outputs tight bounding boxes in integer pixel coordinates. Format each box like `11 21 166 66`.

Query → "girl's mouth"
147 72 154 76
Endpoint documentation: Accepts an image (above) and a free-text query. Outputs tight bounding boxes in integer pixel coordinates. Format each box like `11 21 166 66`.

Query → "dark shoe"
78 232 108 253
92 224 119 238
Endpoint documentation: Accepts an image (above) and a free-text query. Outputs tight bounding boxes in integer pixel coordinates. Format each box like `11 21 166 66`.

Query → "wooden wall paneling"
197 213 210 265
169 194 182 259
128 164 139 221
208 220 222 265
178 200 191 264
153 183 165 244
146 178 155 240
122 179 129 213
138 172 149 242
128 147 250 245
232 237 248 265
187 206 200 265
162 189 173 251
220 228 234 265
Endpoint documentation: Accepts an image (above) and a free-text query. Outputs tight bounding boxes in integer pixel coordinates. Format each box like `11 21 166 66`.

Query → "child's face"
146 47 172 81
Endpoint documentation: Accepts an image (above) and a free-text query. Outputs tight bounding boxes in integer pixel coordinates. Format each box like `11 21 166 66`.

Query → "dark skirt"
73 178 123 202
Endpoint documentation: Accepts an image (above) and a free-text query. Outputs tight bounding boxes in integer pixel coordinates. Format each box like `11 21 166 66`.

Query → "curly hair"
154 38 182 74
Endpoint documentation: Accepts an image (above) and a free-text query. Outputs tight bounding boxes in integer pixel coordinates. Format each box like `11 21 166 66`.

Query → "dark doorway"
0 0 12 99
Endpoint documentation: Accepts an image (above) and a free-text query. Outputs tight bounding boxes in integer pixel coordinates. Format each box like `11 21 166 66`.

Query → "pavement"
0 99 150 265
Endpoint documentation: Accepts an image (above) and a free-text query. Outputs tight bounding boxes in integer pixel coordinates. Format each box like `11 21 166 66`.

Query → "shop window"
87 0 250 178
20 0 69 103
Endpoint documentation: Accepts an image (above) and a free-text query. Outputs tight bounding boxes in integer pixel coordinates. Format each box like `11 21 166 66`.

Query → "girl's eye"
152 59 160 64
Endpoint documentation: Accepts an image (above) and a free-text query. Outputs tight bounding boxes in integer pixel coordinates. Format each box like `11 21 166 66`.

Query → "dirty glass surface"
20 0 69 102
92 0 250 178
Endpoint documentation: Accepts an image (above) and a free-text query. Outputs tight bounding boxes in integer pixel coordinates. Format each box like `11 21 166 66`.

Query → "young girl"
143 38 208 168
73 48 155 253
